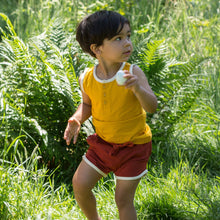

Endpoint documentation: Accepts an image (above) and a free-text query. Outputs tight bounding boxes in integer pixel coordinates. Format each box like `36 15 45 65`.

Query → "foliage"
0 13 89 183
135 163 220 220
130 35 219 178
131 39 204 138
0 0 219 219
0 145 83 219
1 11 206 179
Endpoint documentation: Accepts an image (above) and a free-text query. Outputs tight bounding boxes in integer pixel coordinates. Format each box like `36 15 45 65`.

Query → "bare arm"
124 65 158 113
64 77 92 145
68 101 91 125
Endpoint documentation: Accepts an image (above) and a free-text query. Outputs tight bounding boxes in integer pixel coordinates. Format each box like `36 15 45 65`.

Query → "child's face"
98 24 133 63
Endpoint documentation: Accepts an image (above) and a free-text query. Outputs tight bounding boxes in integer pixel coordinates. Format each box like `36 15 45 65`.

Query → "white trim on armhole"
80 68 88 93
130 64 134 75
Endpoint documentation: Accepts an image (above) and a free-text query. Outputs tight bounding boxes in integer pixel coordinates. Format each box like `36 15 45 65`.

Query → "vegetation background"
0 0 219 219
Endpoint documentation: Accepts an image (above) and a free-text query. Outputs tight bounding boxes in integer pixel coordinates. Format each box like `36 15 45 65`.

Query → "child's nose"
124 39 132 47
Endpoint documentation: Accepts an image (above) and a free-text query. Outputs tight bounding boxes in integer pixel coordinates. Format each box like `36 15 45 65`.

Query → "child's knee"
115 193 133 209
72 173 83 194
72 173 90 194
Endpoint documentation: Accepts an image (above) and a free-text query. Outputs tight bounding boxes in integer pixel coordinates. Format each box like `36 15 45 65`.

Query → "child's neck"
97 61 123 80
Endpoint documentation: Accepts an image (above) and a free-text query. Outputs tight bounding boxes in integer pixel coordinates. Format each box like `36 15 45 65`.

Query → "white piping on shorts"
83 154 148 181
115 169 148 180
82 155 107 177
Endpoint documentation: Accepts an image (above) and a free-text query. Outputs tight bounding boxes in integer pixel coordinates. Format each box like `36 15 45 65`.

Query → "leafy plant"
131 38 205 140
0 145 81 220
0 13 88 183
135 163 220 220
0 0 219 219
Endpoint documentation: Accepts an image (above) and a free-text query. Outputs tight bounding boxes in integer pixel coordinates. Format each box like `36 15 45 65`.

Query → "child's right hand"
64 117 81 145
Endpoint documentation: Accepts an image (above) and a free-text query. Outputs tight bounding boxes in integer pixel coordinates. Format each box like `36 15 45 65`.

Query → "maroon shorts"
83 134 152 180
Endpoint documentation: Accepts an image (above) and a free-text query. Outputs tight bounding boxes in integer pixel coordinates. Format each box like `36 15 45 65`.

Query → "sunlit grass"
1 161 219 219
0 160 81 219
135 164 220 220
0 0 219 219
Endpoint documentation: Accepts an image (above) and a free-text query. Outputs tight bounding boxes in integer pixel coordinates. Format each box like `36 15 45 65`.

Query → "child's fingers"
65 134 71 145
64 119 81 145
64 128 73 145
73 134 78 144
124 77 136 87
73 127 80 144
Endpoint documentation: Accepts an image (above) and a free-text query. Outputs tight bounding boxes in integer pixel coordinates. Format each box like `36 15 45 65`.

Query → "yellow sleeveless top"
81 62 152 144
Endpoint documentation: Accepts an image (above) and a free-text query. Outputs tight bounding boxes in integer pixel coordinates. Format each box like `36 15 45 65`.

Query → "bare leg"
72 160 103 220
115 178 141 220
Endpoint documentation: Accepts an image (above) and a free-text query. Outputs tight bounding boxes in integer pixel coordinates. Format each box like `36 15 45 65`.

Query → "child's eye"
127 34 131 40
116 37 121 41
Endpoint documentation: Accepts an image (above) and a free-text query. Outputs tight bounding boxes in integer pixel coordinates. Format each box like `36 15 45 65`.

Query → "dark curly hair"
76 10 130 58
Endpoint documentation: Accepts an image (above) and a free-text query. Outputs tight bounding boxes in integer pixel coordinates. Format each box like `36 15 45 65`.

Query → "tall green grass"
0 0 219 219
2 160 219 219
0 145 81 220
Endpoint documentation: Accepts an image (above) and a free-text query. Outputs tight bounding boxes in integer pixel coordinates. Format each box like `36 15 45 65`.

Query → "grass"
1 160 219 219
135 167 220 220
0 149 81 220
0 0 219 219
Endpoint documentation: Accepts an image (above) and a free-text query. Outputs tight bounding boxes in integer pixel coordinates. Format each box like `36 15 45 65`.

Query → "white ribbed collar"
93 62 126 83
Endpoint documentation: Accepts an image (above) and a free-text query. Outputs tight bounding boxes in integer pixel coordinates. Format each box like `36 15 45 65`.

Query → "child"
64 10 158 220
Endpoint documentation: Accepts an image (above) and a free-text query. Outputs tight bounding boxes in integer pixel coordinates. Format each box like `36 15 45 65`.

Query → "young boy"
64 10 157 220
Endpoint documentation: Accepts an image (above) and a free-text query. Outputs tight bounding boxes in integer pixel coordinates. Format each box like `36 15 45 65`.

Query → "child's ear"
90 44 101 56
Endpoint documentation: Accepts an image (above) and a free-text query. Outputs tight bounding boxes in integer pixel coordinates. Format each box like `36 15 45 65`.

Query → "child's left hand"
123 70 140 93
121 66 158 113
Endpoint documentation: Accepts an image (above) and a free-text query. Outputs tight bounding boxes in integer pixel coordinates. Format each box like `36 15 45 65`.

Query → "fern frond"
48 18 67 48
152 58 206 139
27 118 48 147
31 36 80 112
0 13 17 37
131 38 207 139
0 39 16 64
140 39 166 68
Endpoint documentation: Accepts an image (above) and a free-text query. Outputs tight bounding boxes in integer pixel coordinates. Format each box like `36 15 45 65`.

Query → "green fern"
131 39 206 141
0 13 17 37
0 15 87 178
